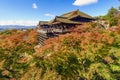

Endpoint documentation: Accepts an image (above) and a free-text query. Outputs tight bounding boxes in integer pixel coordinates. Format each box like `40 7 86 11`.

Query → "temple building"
38 9 95 34
37 9 95 45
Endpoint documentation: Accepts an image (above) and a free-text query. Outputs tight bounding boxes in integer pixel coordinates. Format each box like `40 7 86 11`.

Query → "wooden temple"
38 9 94 34
37 9 95 45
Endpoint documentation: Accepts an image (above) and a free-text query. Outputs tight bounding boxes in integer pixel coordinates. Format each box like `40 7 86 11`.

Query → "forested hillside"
0 23 120 80
34 24 120 80
0 29 38 80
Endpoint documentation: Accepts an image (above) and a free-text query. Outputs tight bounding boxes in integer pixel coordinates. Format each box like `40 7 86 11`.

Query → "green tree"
107 7 118 19
106 7 119 26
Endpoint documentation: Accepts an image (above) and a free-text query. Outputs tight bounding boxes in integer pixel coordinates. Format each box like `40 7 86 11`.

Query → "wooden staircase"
38 33 48 46
38 29 59 46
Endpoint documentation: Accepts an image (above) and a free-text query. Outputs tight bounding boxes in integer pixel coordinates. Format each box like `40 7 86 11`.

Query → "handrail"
38 28 69 33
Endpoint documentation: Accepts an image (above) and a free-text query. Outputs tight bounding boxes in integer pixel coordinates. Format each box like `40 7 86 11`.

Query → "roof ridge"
61 9 93 19
60 9 78 17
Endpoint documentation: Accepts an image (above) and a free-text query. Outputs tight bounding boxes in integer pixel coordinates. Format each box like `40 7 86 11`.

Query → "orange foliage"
0 29 38 48
26 29 38 44
35 25 115 56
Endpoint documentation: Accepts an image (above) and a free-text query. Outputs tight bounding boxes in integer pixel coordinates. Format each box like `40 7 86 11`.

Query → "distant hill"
0 25 36 31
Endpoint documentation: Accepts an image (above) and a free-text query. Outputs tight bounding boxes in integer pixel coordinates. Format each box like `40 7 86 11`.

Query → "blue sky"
0 0 119 26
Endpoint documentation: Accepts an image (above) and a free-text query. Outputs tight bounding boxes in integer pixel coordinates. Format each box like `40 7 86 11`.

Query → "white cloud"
0 20 38 26
44 13 55 18
73 0 98 6
32 3 38 9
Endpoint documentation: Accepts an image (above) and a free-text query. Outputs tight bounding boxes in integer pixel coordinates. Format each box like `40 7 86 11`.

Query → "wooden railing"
38 28 70 34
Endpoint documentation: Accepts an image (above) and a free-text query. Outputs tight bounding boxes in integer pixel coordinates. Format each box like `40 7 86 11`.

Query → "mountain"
0 25 36 31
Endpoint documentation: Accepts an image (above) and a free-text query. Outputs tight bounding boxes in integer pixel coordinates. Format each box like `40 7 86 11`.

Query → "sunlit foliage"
0 24 120 80
34 25 120 80
0 29 38 80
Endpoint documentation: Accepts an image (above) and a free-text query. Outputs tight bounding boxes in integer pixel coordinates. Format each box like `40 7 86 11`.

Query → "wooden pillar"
62 24 63 28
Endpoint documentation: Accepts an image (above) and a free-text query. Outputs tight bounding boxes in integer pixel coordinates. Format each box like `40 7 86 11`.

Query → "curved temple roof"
38 9 94 26
61 9 93 19
52 16 81 24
